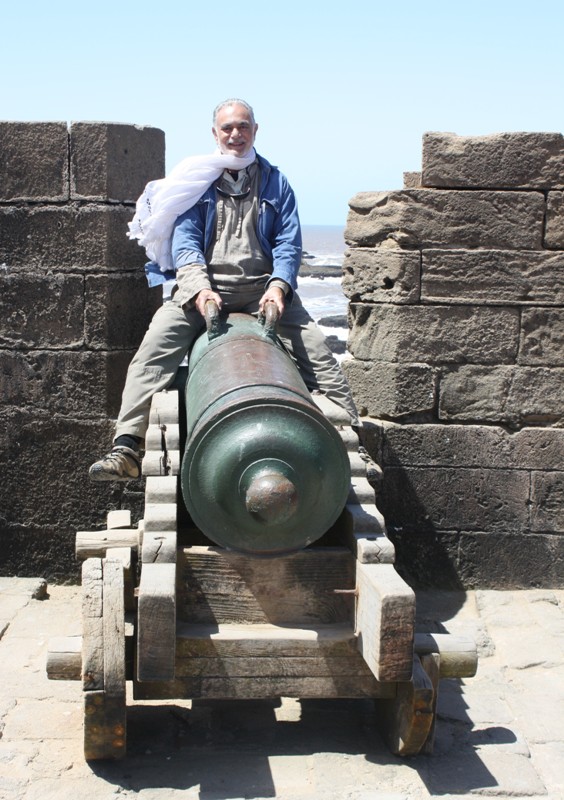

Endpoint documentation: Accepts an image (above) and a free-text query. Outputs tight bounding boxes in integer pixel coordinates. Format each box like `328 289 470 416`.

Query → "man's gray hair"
213 98 255 126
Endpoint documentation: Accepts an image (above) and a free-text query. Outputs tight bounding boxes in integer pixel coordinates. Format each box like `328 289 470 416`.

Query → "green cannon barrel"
180 311 351 556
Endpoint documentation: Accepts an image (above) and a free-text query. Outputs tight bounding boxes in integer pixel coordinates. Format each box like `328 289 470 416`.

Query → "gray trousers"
115 288 359 441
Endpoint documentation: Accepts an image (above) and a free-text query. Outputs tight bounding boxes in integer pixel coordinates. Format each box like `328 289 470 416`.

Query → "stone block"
343 360 436 418
0 205 145 270
403 171 421 188
0 350 135 418
531 472 564 532
386 525 463 590
345 189 545 250
439 365 564 426
342 247 420 304
70 122 165 201
545 190 564 248
85 274 162 349
456 532 564 588
422 131 564 189
421 248 564 305
380 466 530 533
0 122 69 200
0 410 134 540
0 273 84 348
380 422 564 470
519 308 564 365
348 304 519 363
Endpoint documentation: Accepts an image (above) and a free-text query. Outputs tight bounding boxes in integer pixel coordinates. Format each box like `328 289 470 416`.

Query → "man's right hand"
194 289 223 317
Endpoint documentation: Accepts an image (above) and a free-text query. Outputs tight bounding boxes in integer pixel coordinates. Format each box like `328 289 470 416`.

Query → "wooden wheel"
82 557 127 760
378 652 440 756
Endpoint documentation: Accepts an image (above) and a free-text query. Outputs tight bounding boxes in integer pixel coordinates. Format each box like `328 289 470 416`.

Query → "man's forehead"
216 105 254 126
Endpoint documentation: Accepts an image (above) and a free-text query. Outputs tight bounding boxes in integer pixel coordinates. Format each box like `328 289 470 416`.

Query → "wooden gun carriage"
47 303 477 760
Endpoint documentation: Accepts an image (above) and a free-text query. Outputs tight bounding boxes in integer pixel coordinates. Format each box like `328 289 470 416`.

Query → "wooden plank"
175 622 359 657
355 563 415 683
137 562 176 682
106 509 131 530
143 502 177 532
348 476 376 505
102 559 126 696
133 674 394 701
173 655 379 679
177 547 355 625
105 547 135 611
141 530 177 564
145 423 180 451
142 450 180 476
145 475 178 505
81 558 104 691
148 390 179 424
311 394 351 425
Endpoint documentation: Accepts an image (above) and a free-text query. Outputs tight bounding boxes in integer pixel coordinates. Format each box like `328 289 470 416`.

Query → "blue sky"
3 0 563 224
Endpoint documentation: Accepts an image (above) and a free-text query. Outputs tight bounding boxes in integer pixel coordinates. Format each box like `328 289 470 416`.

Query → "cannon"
47 302 477 761
181 302 350 555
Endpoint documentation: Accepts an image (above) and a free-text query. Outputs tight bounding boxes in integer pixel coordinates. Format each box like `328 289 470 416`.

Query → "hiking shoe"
88 446 141 482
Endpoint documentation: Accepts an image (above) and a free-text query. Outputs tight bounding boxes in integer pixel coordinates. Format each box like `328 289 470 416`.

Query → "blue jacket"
169 153 302 300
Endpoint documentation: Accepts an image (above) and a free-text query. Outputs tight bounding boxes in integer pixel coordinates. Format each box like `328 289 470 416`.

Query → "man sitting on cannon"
89 98 359 481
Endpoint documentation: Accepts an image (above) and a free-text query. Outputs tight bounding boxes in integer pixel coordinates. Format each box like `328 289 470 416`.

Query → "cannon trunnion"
48 306 478 761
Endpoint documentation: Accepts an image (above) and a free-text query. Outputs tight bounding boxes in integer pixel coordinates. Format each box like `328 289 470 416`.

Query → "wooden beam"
355 562 415 683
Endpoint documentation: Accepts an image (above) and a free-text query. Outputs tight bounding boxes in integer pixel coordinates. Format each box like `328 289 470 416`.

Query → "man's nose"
231 127 242 139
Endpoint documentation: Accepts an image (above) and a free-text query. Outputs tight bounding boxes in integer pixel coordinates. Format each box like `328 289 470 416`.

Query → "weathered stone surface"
531 472 564 532
0 122 69 201
0 273 84 348
456 532 564 588
70 122 165 202
403 171 421 188
519 308 564 365
422 131 564 189
348 304 519 363
421 248 564 305
0 350 134 418
85 274 161 349
0 205 145 269
545 191 564 248
345 189 545 250
0 410 132 536
379 422 564 470
342 247 420 304
439 365 564 426
387 527 463 590
343 360 436 418
380 466 530 533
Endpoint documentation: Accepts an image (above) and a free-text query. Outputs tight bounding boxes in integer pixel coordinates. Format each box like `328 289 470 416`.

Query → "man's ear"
212 126 218 142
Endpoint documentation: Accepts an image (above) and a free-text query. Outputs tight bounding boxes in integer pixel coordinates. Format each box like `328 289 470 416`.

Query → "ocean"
299 225 348 327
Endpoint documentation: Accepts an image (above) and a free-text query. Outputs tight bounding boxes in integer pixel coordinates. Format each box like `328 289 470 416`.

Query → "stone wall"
0 122 164 581
344 132 564 589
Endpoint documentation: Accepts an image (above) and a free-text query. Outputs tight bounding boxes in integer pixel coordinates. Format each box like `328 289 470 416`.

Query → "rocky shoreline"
300 258 342 279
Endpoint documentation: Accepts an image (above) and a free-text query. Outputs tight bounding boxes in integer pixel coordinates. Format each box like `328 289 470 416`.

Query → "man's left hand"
259 286 285 317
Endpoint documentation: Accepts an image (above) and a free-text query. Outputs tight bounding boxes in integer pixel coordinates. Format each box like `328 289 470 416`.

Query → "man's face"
213 104 258 157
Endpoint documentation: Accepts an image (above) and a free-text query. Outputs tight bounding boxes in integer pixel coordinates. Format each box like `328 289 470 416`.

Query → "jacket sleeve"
171 202 212 306
264 174 302 301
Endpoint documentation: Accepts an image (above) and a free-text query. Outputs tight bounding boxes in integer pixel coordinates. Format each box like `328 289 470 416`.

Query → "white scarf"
128 148 257 273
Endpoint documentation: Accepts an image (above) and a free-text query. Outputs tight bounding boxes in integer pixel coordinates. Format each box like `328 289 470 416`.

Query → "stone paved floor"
0 577 563 800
